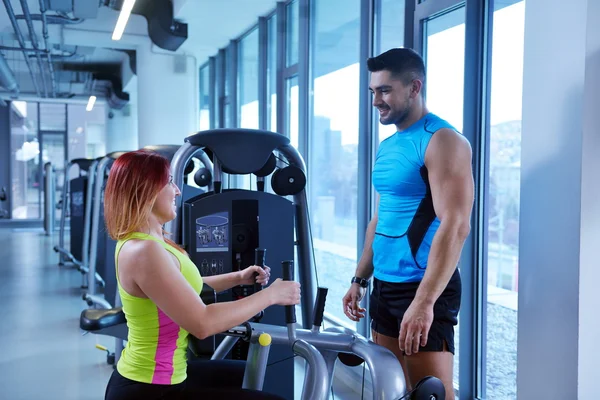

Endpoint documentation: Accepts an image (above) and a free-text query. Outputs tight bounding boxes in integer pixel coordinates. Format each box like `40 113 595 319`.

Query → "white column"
105 74 139 153
578 0 600 397
518 1 600 399
136 43 198 148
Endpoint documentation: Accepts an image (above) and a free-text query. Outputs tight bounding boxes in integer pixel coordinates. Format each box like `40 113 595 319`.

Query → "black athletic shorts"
369 268 461 354
105 359 285 400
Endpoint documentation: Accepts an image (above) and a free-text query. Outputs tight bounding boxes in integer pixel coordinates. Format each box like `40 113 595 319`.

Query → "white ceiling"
0 0 281 98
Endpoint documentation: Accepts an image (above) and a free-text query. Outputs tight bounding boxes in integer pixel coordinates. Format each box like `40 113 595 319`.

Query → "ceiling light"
86 96 96 112
112 0 137 41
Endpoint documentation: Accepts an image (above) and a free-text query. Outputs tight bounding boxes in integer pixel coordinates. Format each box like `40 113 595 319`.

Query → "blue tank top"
372 113 457 283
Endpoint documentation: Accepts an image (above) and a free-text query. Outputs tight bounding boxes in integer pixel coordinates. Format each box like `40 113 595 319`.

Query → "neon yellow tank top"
114 232 203 385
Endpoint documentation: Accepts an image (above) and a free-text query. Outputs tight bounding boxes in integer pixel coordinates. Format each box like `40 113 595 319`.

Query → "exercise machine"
80 129 446 399
53 158 101 288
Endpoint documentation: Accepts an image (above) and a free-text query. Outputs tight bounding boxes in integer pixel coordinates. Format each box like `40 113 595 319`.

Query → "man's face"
369 70 415 126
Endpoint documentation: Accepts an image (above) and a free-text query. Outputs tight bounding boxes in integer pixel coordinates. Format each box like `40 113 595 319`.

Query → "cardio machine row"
55 128 445 400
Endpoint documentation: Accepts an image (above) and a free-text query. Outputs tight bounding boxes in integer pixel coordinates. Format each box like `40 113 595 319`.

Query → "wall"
105 74 139 154
136 43 198 148
518 0 599 398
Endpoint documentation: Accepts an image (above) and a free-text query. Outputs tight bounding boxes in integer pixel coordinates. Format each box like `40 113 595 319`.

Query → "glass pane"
10 101 40 219
286 0 299 66
310 0 360 328
286 76 299 149
40 103 66 131
42 132 66 222
375 0 406 143
485 1 524 399
424 8 465 132
267 15 278 132
423 6 466 393
238 28 259 129
199 65 210 131
68 103 107 163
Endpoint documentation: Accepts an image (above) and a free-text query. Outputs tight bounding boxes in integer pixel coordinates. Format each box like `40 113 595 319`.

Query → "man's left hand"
399 301 434 356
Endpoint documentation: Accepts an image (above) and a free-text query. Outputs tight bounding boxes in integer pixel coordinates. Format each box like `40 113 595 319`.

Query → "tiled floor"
0 228 362 400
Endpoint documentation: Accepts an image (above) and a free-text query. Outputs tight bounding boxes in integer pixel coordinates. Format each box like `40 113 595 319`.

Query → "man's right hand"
342 284 366 321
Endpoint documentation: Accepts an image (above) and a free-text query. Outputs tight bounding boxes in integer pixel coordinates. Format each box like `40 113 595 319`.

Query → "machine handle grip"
281 260 296 325
312 287 328 328
255 248 266 268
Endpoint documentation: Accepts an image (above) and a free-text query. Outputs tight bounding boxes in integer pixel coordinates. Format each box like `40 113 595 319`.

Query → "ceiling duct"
92 73 129 110
106 0 188 51
0 53 19 98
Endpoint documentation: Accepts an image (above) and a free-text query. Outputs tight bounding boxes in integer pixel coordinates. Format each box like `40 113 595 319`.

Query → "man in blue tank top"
342 48 474 400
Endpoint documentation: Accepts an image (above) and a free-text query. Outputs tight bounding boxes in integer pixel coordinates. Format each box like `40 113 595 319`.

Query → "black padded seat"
80 307 126 331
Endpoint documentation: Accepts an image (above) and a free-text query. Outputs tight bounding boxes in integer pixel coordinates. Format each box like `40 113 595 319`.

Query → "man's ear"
411 79 424 98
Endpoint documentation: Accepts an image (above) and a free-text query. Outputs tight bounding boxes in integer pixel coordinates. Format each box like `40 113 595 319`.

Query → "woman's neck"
144 216 165 240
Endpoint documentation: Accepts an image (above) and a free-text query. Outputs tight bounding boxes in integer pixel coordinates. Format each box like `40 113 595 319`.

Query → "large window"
309 0 361 326
238 27 260 189
10 102 40 219
422 5 466 391
484 1 524 398
238 28 260 129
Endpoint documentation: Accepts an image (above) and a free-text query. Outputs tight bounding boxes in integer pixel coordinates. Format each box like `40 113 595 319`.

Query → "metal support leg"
293 339 330 400
242 333 272 391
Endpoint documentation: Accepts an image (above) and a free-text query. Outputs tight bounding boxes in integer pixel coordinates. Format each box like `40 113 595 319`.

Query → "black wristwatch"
351 276 369 288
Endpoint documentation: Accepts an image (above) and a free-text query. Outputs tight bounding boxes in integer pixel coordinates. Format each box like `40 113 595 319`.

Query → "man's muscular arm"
399 128 474 355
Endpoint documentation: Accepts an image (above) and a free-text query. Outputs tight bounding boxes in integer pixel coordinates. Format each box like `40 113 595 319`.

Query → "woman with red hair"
103 150 299 400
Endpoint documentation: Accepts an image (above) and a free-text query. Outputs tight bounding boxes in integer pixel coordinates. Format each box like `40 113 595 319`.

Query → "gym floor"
0 228 360 400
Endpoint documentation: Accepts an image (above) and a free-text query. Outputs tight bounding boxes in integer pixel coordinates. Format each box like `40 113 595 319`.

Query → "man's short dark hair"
367 48 426 86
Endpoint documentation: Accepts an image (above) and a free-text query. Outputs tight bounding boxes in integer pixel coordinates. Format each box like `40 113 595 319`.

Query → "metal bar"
38 0 57 97
460 0 491 398
404 0 416 49
57 161 75 263
258 17 268 130
1 0 41 98
292 339 330 400
37 105 42 218
211 335 240 360
81 161 98 269
0 45 47 53
276 2 286 135
356 0 375 338
298 0 309 159
228 40 238 128
208 56 216 129
19 0 48 98
479 0 494 396
218 48 226 128
43 162 54 235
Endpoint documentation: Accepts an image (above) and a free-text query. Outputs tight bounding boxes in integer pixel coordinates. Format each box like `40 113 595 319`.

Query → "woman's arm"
203 272 243 293
203 265 271 293
122 240 298 339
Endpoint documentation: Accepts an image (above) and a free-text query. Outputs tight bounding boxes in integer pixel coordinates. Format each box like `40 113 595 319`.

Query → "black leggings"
105 359 286 400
